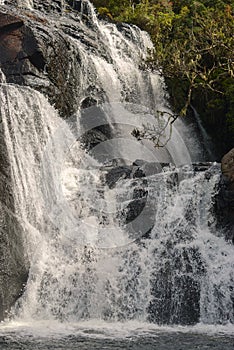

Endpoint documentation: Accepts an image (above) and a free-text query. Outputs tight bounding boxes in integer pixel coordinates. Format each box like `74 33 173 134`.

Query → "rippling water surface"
0 321 233 350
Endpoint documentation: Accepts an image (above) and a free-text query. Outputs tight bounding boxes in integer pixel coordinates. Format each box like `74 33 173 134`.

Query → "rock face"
0 0 108 118
148 247 203 325
221 148 234 186
216 148 234 243
0 0 115 152
0 116 28 320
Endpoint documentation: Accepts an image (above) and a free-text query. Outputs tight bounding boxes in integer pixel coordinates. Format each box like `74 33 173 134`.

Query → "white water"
0 0 233 332
1 319 234 340
17 0 34 9
0 69 6 83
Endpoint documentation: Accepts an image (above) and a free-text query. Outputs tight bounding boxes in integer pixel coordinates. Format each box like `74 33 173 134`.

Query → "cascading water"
17 0 34 9
0 0 233 339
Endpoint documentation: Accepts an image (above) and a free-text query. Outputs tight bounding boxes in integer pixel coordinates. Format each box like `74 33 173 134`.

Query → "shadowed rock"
0 118 29 320
215 148 234 243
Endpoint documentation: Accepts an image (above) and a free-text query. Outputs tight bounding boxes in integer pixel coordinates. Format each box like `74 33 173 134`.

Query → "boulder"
215 148 234 243
221 148 234 187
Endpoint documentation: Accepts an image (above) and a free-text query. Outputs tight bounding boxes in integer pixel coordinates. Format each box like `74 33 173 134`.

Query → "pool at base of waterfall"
0 321 233 350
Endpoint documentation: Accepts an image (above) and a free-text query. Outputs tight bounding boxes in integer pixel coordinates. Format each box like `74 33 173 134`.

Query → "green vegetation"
92 0 234 156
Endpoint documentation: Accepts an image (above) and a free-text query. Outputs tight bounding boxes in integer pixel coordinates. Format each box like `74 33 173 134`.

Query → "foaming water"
0 69 6 83
0 320 233 350
17 0 34 9
1 319 234 338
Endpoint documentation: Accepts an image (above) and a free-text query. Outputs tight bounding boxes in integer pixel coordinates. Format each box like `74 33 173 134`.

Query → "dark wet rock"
148 247 203 325
0 13 24 64
124 195 147 223
81 96 98 109
137 161 163 176
193 162 214 172
0 211 29 320
78 105 113 151
33 0 64 13
149 272 201 325
105 166 132 189
0 10 74 117
0 127 29 320
81 128 109 150
0 1 108 118
4 0 65 13
215 149 234 243
103 163 152 239
221 148 234 186
67 0 93 18
132 160 168 180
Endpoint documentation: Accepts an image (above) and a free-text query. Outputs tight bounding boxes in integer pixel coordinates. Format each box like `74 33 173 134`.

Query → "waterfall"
0 0 233 327
0 85 61 256
190 105 216 160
